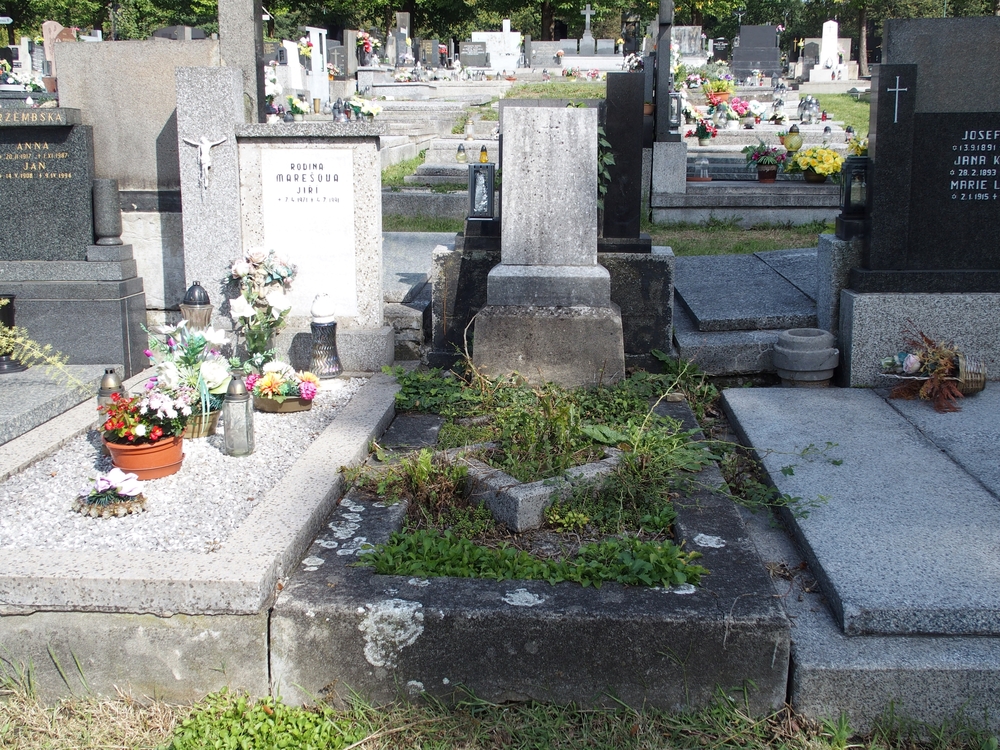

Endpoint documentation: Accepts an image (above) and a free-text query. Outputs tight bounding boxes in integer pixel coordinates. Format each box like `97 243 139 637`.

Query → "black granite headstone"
0 109 94 261
459 41 488 68
602 72 650 252
419 38 439 66
851 18 1000 292
328 45 346 77
393 31 410 65
731 25 781 79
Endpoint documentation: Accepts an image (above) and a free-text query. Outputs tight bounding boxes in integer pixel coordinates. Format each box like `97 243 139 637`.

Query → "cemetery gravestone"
459 41 488 68
419 39 439 67
472 106 625 388
0 108 148 375
672 26 702 56
839 16 1000 386
602 72 650 250
579 4 597 55
731 25 781 79
596 39 615 55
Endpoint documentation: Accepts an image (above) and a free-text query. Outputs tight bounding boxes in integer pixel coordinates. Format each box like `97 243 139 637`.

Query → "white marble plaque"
261 147 357 316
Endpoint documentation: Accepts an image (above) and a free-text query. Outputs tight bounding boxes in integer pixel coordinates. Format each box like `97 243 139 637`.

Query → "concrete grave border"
270 402 791 712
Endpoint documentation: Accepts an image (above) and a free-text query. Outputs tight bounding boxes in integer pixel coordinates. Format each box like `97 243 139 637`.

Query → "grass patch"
381 149 426 187
382 215 464 233
2 679 998 750
816 93 871 135
505 80 606 100
347 363 721 586
644 218 833 256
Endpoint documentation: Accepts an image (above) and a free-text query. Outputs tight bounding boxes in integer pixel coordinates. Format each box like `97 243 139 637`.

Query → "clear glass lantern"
97 367 125 409
222 376 254 457
712 102 729 129
456 144 467 163
695 157 711 180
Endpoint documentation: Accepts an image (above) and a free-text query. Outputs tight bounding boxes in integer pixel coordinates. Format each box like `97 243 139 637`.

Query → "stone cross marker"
580 4 595 31
472 107 625 387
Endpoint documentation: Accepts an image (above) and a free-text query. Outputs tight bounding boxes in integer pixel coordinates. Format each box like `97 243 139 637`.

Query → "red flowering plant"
100 384 193 445
685 120 718 140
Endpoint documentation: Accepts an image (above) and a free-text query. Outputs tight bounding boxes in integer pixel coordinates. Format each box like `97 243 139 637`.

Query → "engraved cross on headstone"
888 75 908 124
580 4 595 32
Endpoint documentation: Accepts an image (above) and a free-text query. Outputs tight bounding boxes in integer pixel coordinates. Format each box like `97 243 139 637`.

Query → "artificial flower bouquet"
0 60 44 92
228 248 296 366
357 31 381 53
729 96 751 117
348 97 382 118
74 468 146 518
702 77 734 96
297 37 313 58
785 146 845 176
881 329 967 412
287 96 309 116
847 135 869 157
622 53 643 72
686 119 718 140
742 140 786 168
100 386 192 445
145 320 231 414
246 361 320 403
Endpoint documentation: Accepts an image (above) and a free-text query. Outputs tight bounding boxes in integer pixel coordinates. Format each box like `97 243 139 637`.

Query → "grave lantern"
784 124 803 153
179 281 213 332
823 126 832 136
712 102 729 129
97 368 125 409
770 97 784 120
667 92 682 131
770 73 779 89
309 294 342 379
222 376 254 457
694 157 711 181
467 163 495 220
835 155 869 240
479 145 488 163
456 144 467 163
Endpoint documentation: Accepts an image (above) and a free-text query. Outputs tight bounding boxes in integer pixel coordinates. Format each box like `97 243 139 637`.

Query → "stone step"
652 181 841 227
723 386 1000 637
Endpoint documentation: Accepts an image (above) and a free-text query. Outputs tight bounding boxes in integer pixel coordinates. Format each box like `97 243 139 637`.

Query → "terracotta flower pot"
714 91 730 102
102 436 184 480
253 396 314 413
643 103 654 115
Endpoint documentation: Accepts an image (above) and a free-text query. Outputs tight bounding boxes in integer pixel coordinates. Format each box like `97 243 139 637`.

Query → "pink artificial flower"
298 381 318 401
244 373 259 390
902 354 921 374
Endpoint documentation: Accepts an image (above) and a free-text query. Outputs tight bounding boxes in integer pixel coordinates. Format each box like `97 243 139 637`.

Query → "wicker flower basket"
956 353 987 395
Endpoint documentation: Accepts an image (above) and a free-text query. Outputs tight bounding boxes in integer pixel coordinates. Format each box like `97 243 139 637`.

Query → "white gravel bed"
0 378 366 554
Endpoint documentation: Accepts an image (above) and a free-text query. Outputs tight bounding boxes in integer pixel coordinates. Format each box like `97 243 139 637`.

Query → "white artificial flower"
134 424 147 437
263 360 296 379
231 260 251 277
155 361 181 389
200 359 231 390
266 288 292 315
202 327 229 347
107 468 143 497
229 294 256 320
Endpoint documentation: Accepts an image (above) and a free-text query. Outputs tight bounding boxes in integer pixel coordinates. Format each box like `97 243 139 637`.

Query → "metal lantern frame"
835 155 869 240
467 163 495 220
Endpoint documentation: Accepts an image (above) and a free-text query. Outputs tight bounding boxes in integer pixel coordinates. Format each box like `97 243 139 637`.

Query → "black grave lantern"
467 163 495 220
835 155 869 240
667 92 683 131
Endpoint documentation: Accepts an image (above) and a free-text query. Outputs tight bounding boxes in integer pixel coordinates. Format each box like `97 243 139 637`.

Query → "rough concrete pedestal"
473 305 625 388
651 140 688 195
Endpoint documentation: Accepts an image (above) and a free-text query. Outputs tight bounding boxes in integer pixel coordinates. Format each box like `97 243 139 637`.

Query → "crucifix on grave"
580 3 596 55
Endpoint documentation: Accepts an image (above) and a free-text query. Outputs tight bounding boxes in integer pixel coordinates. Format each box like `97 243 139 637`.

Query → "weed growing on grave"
0 299 94 395
380 149 426 187
718 444 830 519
